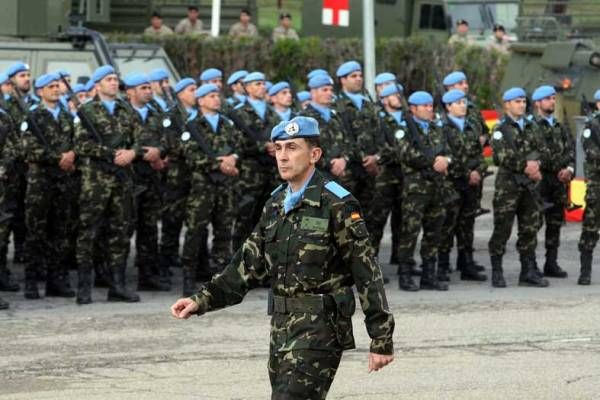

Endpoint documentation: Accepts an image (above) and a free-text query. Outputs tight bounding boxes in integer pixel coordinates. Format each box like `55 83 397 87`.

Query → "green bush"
107 34 508 109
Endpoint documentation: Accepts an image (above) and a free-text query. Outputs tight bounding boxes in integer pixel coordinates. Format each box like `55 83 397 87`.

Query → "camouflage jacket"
21 102 74 173
535 115 575 174
334 92 381 162
190 170 394 355
442 116 487 182
377 109 405 167
582 111 600 183
467 99 489 139
128 103 168 180
181 113 241 185
0 108 20 177
300 104 352 173
4 94 37 161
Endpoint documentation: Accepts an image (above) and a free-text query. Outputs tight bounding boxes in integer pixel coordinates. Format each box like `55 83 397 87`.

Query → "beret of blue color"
84 79 95 92
0 73 9 85
595 90 600 101
307 69 328 80
374 72 396 85
174 77 196 93
199 68 222 82
243 72 265 84
408 91 434 105
227 70 248 85
503 87 527 102
122 73 150 88
6 62 30 77
72 83 86 94
531 85 556 101
268 81 290 97
148 68 169 82
34 73 60 89
442 89 466 104
91 65 116 83
296 91 311 102
336 60 361 77
55 69 70 78
380 84 401 98
443 71 467 86
271 116 320 141
195 83 219 98
308 74 334 89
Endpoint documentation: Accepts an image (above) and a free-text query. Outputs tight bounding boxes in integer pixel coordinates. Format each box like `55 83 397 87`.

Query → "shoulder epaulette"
271 184 285 196
29 104 38 111
233 102 246 110
324 181 351 199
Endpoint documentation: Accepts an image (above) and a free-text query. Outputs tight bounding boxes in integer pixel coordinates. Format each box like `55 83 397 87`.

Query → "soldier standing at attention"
532 85 574 278
148 68 171 113
171 116 394 399
225 70 248 109
269 81 295 122
488 87 549 288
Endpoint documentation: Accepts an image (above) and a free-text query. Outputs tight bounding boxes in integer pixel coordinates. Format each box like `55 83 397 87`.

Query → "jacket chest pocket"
264 226 279 271
295 232 329 286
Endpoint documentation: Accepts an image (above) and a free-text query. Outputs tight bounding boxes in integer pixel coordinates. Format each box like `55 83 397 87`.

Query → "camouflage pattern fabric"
0 109 19 273
579 113 600 252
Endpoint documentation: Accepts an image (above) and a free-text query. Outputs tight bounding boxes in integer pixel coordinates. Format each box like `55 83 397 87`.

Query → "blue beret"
408 91 434 105
297 91 311 102
227 70 248 85
336 60 361 77
174 77 196 94
84 79 95 92
34 73 60 89
265 81 273 91
55 69 70 78
0 73 9 85
72 83 86 94
307 69 328 80
243 72 265 84
6 62 30 77
148 68 169 82
308 74 334 89
268 81 290 97
380 84 401 99
531 85 556 101
595 90 600 101
443 71 467 86
91 65 116 83
196 83 219 98
123 73 150 88
503 87 527 102
199 68 222 82
271 116 320 142
374 72 396 85
442 89 466 104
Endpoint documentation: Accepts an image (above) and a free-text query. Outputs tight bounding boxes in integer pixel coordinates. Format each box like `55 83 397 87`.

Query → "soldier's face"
384 94 402 109
275 138 322 182
199 92 221 111
40 81 60 102
13 71 31 92
537 95 555 114
150 81 163 96
97 74 119 98
273 88 293 108
311 85 334 106
76 92 88 104
505 98 526 117
447 98 467 117
245 81 265 99
450 80 469 94
1 82 13 95
341 71 363 93
596 101 600 111
457 24 469 34
134 83 153 104
411 104 434 121
178 84 198 107
207 78 223 90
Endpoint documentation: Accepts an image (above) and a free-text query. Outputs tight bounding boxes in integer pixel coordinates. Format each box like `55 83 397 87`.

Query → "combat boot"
0 265 19 292
94 262 110 288
13 247 27 264
437 252 450 282
77 263 93 305
24 266 40 299
464 251 485 272
0 296 8 310
107 264 140 302
519 255 549 287
45 268 75 298
490 255 506 288
137 264 170 291
543 248 568 278
420 260 448 291
398 262 419 291
461 252 487 281
578 251 593 285
183 267 198 297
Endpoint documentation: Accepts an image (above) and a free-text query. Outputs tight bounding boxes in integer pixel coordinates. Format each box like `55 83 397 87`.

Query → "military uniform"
189 170 394 399
21 101 76 299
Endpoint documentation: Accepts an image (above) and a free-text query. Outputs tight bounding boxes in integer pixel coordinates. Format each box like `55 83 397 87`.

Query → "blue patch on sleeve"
324 181 351 199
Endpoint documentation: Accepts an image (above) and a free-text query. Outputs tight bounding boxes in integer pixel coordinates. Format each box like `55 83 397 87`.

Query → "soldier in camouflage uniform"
148 68 171 113
438 89 487 282
123 73 170 291
74 65 143 304
180 83 241 296
396 91 453 292
269 82 295 122
171 116 394 399
21 73 77 299
488 87 550 288
229 72 281 251
531 85 574 278
223 70 248 115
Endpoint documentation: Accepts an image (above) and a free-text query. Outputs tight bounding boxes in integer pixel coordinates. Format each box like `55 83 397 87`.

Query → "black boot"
107 264 140 302
410 260 422 276
398 263 419 291
437 252 450 282
94 262 110 288
490 255 506 288
578 251 592 285
77 264 93 305
464 251 485 272
0 296 8 310
137 264 170 291
183 267 197 297
543 248 568 278
420 260 448 291
0 266 19 292
461 252 487 281
456 250 467 272
45 268 75 298
24 266 40 299
519 255 549 287
13 248 27 264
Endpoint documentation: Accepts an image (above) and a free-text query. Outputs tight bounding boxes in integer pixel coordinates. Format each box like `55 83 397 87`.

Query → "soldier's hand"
368 352 394 372
171 298 199 319
114 149 136 166
142 146 161 162
557 168 573 183
524 160 540 177
433 156 448 174
330 158 347 177
530 170 542 182
265 142 276 157
362 155 379 176
150 158 166 171
468 170 482 186
218 155 237 169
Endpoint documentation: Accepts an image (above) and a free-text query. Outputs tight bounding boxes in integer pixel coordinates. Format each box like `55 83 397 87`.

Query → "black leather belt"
271 294 335 314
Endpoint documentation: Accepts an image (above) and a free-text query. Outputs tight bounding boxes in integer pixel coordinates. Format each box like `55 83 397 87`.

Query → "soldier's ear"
310 146 322 164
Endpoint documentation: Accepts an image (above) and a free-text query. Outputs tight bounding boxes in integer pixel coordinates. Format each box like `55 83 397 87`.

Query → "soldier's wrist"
370 338 394 356
189 294 210 316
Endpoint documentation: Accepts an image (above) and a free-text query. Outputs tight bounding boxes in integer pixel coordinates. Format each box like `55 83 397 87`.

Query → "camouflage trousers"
160 162 189 259
397 179 446 264
182 180 234 276
269 349 342 400
488 175 542 257
6 163 27 255
76 166 133 269
439 182 479 254
132 170 163 273
540 173 567 250
579 181 600 252
366 166 403 255
24 168 72 276
0 179 11 270
63 172 82 269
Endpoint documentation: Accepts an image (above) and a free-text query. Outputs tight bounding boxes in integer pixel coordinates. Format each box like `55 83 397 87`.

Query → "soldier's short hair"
305 137 321 149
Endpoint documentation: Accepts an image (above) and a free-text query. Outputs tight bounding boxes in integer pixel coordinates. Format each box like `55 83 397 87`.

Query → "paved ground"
1 171 599 399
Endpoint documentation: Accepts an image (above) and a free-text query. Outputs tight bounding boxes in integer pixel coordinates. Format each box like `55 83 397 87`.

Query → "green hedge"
108 34 508 109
